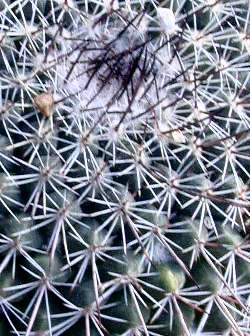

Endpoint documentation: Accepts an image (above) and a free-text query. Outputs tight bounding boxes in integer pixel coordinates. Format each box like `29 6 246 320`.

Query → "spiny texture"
0 0 250 335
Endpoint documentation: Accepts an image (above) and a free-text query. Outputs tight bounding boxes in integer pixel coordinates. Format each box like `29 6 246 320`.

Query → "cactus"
0 0 250 335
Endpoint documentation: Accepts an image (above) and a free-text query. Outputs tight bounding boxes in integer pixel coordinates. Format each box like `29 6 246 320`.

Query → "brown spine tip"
34 92 54 118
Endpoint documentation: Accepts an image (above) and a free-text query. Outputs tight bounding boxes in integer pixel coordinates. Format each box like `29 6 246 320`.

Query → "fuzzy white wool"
54 26 166 125
157 7 177 34
103 0 119 12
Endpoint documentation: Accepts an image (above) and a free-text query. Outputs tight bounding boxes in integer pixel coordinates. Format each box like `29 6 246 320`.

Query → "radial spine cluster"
0 0 250 335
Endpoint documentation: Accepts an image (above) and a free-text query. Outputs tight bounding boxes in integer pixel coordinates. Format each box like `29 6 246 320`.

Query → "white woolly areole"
103 0 119 12
54 25 161 125
152 241 171 263
157 7 177 34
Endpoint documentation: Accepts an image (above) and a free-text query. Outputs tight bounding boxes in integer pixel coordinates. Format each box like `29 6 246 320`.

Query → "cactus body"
0 0 250 335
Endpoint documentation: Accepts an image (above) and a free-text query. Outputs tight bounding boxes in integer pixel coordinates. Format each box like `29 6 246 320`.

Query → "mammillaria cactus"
0 0 250 335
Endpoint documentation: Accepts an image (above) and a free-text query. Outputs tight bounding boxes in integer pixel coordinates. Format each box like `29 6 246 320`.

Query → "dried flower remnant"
34 92 54 118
